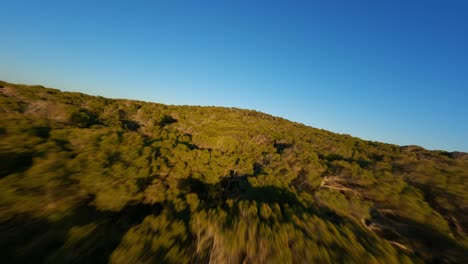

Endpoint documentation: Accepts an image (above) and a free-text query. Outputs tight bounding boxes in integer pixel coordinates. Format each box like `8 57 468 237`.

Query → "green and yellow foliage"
0 81 467 263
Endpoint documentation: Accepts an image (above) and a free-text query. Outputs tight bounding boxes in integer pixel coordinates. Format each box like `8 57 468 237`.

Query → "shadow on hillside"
0 199 163 264
0 152 33 178
179 174 415 261
369 208 468 263
179 174 349 225
179 174 301 208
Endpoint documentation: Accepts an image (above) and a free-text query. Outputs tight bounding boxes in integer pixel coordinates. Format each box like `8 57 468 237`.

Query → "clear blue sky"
1 0 467 151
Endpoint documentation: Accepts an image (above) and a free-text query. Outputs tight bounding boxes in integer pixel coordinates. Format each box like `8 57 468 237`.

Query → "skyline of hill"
2 79 465 153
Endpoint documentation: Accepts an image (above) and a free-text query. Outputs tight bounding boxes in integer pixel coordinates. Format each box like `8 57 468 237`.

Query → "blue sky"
1 0 467 151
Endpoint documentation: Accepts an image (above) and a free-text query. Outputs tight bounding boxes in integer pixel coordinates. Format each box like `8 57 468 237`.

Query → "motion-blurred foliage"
0 81 467 263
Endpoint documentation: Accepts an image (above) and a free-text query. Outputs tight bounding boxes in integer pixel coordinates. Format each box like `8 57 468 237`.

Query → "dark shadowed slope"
0 81 467 263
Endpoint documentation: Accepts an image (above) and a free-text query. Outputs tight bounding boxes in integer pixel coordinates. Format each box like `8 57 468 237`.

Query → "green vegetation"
0 80 467 263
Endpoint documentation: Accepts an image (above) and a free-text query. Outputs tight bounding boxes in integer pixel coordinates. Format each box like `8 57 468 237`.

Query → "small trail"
320 176 361 196
389 241 412 252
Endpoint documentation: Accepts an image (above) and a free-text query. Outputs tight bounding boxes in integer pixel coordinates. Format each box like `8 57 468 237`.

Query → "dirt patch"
0 86 19 97
25 101 69 122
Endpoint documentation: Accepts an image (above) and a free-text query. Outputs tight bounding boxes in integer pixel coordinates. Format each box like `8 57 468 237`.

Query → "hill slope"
0 81 467 263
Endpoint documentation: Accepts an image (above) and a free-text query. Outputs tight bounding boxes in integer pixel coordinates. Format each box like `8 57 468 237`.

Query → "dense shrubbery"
0 81 467 263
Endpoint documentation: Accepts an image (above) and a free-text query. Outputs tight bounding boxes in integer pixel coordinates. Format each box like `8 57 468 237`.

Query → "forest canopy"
0 81 467 263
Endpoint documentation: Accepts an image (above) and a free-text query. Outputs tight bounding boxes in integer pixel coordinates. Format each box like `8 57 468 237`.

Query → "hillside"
0 81 467 263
